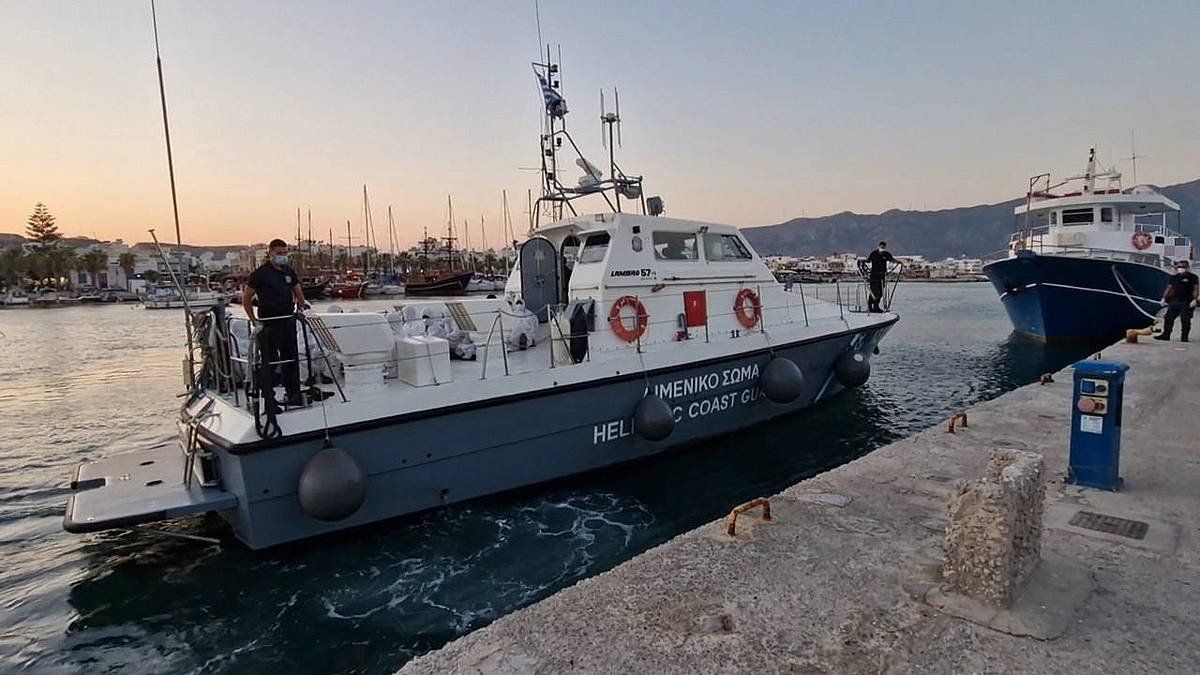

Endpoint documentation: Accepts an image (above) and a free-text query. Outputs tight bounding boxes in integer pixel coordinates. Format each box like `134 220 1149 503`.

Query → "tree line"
0 203 137 289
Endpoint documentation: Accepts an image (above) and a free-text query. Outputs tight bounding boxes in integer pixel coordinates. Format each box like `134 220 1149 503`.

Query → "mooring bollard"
725 497 772 536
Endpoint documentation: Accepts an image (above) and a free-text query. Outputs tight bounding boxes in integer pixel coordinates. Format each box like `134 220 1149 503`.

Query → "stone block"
942 449 1045 608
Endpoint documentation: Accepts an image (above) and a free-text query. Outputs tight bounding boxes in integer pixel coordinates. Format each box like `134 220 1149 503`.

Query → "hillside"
743 178 1200 260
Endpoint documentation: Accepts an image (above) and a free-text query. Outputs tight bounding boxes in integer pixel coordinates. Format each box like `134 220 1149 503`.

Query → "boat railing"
189 284 886 438
986 236 1169 268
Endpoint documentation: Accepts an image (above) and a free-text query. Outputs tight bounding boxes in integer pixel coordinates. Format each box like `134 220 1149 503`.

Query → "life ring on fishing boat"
1131 231 1153 251
734 288 762 329
1012 240 1026 253
608 295 648 343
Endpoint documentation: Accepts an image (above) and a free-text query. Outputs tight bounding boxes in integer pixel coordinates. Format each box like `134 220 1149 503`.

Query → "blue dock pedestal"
1066 360 1129 491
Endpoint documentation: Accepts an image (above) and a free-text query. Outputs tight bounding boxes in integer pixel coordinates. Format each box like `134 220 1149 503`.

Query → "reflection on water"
0 284 1103 674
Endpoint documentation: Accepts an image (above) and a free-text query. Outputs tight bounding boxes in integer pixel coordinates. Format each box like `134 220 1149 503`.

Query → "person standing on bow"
243 239 309 405
865 241 896 313
1155 259 1199 342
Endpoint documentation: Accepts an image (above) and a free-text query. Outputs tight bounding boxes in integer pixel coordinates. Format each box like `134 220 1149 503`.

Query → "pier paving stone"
399 340 1200 674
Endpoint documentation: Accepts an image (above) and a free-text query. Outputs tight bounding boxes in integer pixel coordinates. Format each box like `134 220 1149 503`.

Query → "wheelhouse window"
702 233 752 261
1061 208 1093 225
1100 207 1113 223
652 231 698 261
577 232 610 264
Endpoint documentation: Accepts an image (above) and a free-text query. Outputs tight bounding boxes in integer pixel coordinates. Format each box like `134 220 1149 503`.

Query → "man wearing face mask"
243 239 310 405
865 241 896 313
1154 259 1199 342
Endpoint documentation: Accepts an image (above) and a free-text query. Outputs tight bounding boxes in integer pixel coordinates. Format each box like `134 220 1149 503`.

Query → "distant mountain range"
742 178 1200 260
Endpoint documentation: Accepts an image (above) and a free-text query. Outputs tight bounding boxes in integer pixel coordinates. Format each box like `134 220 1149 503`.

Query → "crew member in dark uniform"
865 241 896 313
243 239 309 405
1155 259 1199 342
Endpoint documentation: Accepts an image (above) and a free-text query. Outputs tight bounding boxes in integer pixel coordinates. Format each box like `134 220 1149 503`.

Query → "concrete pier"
401 340 1199 674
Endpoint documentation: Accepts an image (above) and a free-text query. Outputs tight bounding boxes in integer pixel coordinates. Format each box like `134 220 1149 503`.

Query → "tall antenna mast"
1126 130 1144 185
151 0 183 246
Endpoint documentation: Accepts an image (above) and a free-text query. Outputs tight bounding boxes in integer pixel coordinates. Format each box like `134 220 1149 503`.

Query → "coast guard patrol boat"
983 149 1191 342
64 57 898 549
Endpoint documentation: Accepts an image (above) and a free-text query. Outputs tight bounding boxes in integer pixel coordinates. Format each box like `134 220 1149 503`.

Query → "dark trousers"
259 316 300 397
1162 301 1193 339
868 277 885 312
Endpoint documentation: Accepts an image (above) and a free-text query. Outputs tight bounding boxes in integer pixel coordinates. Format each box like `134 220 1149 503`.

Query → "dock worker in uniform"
865 241 896 313
242 239 309 405
1155 260 1199 342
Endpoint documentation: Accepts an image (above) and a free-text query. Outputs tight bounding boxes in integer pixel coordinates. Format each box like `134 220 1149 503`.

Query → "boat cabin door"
519 237 561 322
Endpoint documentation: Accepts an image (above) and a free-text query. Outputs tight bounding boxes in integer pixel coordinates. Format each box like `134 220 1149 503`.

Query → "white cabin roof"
1016 188 1180 216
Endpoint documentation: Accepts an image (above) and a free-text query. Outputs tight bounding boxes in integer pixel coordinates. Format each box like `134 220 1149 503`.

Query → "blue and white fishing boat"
983 149 1191 342
63 54 898 549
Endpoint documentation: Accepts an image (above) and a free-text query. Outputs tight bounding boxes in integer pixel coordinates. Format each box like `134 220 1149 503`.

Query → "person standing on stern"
242 239 309 405
865 241 896 313
1155 259 1199 342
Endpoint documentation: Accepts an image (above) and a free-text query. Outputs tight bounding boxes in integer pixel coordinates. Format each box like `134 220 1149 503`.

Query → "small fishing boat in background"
143 283 222 309
1 289 30 307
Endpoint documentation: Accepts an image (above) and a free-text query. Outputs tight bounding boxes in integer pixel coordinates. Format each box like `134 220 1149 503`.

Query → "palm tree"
117 252 137 290
82 249 109 288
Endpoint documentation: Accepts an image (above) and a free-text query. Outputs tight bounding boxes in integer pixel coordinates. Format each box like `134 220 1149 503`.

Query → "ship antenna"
534 0 544 59
1125 130 1145 185
151 0 183 246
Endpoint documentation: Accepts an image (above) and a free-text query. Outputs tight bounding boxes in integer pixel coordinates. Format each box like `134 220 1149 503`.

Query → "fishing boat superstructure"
143 282 222 309
64 50 898 549
983 149 1190 341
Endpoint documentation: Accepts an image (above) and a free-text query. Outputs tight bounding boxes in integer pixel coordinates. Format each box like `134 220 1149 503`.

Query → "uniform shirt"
866 249 896 278
248 263 300 317
1165 271 1199 303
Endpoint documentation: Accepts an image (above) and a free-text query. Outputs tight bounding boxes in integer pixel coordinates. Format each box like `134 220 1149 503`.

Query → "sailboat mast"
362 185 373 273
346 220 353 270
151 0 183 246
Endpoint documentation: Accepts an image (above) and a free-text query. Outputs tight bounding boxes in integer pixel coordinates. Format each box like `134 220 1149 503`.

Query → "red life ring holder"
1131 231 1153 251
734 288 762 329
608 295 648 343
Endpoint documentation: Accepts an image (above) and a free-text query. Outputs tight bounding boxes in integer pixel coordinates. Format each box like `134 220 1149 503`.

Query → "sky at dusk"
2 1 1198 248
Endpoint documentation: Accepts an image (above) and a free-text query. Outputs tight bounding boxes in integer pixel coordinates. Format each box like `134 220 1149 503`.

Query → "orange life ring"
1131 231 1153 251
734 288 761 329
608 295 648 342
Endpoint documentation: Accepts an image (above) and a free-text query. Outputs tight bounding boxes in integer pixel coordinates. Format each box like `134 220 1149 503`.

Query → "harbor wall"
400 337 1200 674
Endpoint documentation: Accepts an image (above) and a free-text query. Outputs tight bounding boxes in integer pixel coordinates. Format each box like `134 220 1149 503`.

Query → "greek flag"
536 72 568 118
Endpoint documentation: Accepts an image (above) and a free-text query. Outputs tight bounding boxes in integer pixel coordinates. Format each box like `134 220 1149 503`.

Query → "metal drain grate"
1069 511 1148 540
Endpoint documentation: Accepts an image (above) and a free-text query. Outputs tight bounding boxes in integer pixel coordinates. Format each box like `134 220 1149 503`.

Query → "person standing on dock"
866 241 896 313
1155 260 1199 342
243 239 309 405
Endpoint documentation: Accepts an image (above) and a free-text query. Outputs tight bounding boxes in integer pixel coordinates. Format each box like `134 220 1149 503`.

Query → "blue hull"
983 252 1168 342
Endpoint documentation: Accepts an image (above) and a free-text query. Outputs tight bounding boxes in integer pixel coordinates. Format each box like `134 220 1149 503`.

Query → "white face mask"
272 254 288 266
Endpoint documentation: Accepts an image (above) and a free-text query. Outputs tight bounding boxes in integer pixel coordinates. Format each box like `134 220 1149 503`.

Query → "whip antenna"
151 0 183 246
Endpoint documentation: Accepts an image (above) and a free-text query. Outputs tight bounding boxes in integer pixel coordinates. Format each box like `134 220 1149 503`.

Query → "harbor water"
0 283 1102 674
